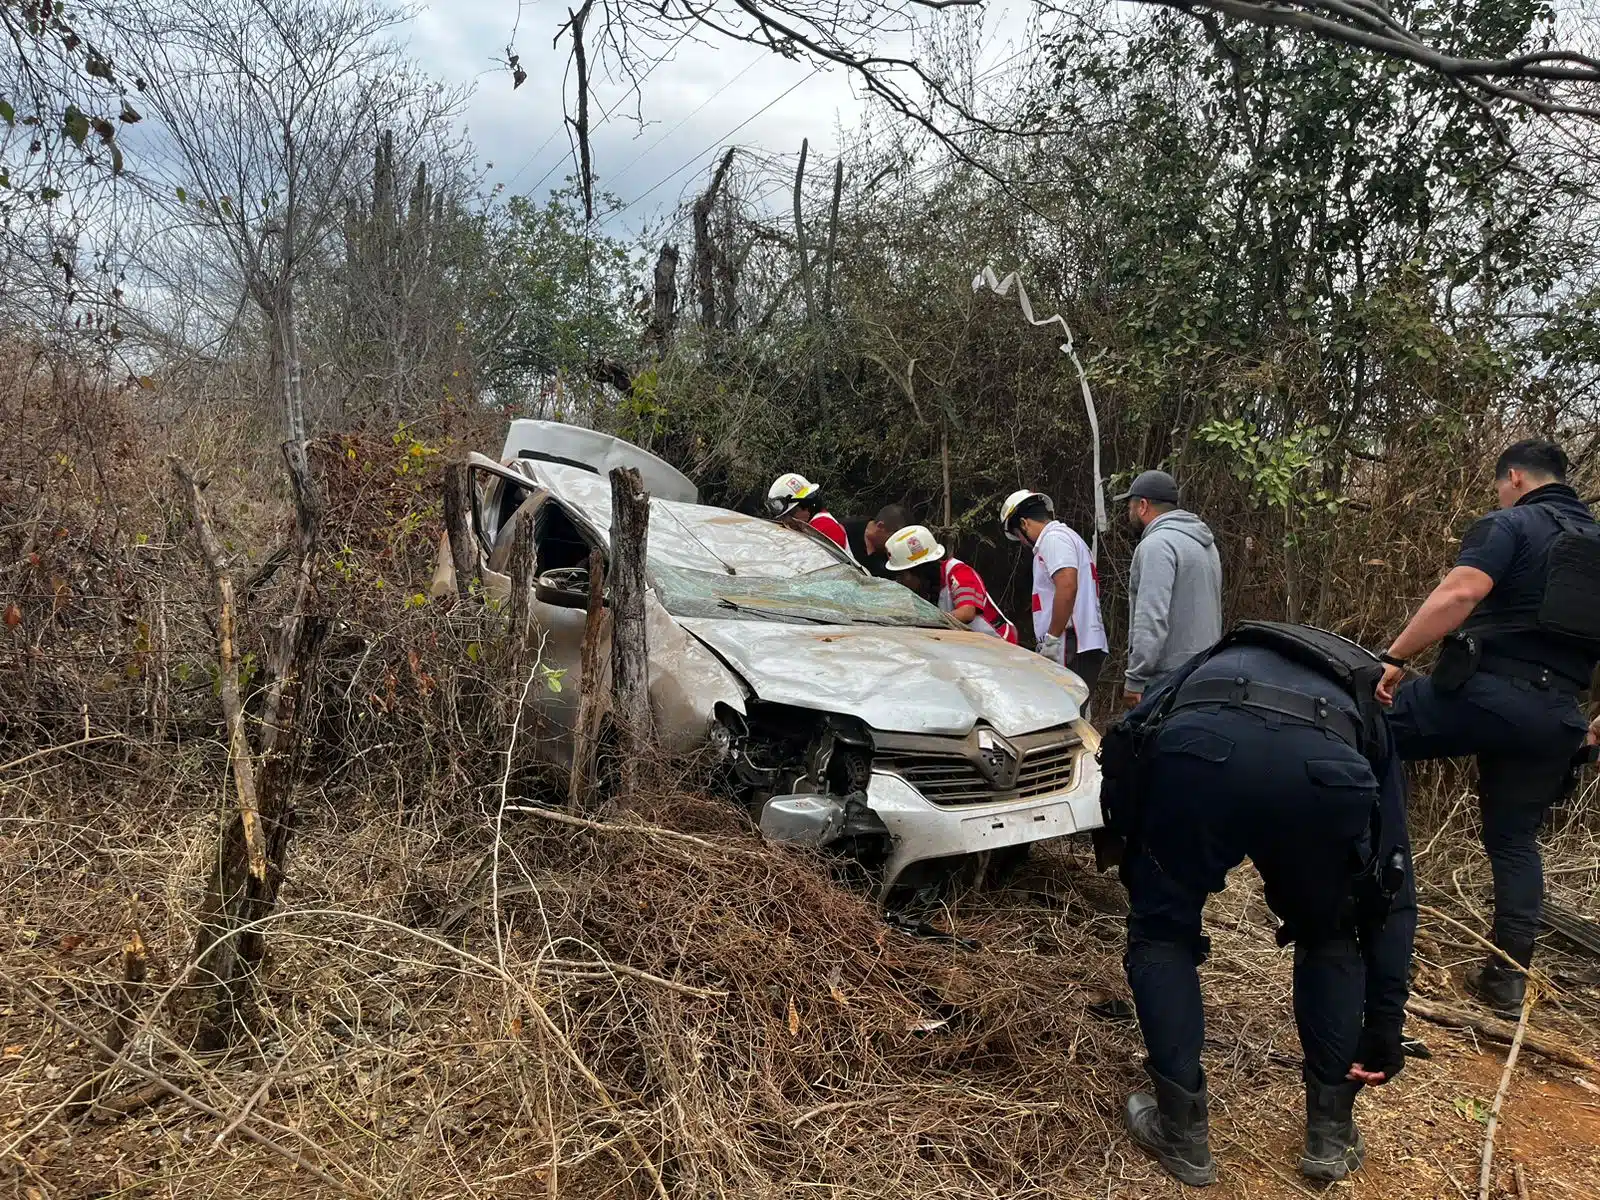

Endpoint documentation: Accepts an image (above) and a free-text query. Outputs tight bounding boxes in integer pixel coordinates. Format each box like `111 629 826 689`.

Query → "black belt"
1168 677 1362 749
1478 654 1587 694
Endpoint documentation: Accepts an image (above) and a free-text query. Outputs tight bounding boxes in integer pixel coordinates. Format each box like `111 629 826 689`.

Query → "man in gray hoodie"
1116 470 1224 707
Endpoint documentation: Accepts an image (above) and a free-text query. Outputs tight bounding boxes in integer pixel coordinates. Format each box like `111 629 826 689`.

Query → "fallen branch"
25 988 357 1195
535 957 725 998
89 1079 171 1120
1405 998 1597 1072
1479 989 1535 1200
504 802 763 856
0 733 129 776
1515 1162 1530 1200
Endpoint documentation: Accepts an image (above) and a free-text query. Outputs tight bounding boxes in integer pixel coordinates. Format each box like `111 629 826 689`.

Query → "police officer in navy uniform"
1378 440 1598 1017
1108 624 1415 1187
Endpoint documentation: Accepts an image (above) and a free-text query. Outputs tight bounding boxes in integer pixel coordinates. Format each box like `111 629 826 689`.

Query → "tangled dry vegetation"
3 356 1600 1199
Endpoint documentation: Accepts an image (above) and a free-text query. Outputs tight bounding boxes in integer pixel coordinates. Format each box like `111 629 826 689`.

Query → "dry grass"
3 351 1600 1199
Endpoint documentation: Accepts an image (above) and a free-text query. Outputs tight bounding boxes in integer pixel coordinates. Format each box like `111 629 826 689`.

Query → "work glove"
1353 1024 1405 1084
1036 633 1064 661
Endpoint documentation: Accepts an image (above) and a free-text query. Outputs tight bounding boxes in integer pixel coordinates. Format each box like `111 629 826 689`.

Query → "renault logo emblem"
975 728 1020 788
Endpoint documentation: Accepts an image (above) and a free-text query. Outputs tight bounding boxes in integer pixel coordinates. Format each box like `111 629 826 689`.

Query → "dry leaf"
2 603 20 628
3 1044 24 1057
786 997 800 1037
57 934 83 952
509 1015 523 1035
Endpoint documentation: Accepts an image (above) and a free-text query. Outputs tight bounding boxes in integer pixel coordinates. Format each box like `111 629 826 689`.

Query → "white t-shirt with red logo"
809 511 853 556
1031 520 1107 663
939 558 1018 643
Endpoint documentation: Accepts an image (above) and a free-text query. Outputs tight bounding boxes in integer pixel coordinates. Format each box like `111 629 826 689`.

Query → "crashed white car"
451 420 1104 897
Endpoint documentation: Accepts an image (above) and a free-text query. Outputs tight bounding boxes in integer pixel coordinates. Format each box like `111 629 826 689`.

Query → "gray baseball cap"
1113 469 1181 505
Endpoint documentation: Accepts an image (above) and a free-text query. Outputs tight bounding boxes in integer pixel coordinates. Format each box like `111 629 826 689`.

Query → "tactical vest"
1466 507 1600 653
1098 621 1389 840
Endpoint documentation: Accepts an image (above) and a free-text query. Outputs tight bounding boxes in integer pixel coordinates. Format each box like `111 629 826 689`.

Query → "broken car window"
653 562 952 629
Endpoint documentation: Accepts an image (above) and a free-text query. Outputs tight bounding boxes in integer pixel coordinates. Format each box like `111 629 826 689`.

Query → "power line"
605 50 768 184
509 25 697 198
619 31 1038 217
622 65 826 211
616 4 919 215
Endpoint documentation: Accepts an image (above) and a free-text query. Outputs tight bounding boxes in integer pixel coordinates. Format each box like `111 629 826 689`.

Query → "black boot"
1465 958 1527 1020
1466 935 1532 1021
1125 1064 1217 1187
1301 1077 1365 1181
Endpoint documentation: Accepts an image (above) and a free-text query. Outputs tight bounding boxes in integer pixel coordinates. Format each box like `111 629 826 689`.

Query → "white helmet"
1000 489 1052 541
883 525 947 572
766 472 821 517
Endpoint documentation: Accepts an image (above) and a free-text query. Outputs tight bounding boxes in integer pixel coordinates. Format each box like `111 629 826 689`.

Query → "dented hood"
676 618 1088 738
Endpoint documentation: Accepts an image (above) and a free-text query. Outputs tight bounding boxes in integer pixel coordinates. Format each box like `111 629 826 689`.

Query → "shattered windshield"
652 562 954 628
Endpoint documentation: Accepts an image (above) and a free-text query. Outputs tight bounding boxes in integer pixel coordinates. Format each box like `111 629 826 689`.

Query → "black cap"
1113 469 1180 505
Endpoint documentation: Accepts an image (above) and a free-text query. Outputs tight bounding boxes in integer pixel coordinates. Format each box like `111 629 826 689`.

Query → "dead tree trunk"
642 244 679 356
793 138 814 324
568 549 608 806
64 930 148 1120
171 458 267 884
177 445 327 1051
608 468 650 795
822 158 843 319
692 148 736 330
442 461 480 599
507 510 537 660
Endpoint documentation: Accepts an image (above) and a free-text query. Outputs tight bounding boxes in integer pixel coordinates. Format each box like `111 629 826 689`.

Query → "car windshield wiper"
715 598 839 625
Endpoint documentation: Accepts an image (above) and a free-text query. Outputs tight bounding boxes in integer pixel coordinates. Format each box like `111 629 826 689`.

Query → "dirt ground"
4 790 1600 1200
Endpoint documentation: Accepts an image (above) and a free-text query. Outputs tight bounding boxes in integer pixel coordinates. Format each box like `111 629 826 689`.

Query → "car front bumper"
868 747 1103 896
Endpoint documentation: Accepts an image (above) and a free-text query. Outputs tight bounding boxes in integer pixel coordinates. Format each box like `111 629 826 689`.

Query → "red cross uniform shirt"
809 511 853 556
940 558 1019 643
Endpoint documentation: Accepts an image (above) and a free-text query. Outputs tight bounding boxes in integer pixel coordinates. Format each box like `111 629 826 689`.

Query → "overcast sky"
410 0 1035 239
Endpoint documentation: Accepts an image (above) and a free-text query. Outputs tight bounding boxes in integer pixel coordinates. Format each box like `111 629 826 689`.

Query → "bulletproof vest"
1528 510 1600 647
1465 503 1600 665
1205 621 1389 765
1098 621 1388 843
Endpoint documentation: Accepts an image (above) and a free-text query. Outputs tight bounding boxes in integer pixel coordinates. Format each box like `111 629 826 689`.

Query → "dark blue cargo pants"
1122 707 1410 1089
1389 672 1586 961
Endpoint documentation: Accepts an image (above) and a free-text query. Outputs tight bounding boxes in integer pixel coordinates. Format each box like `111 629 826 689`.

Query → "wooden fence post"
568 549 608 806
608 467 650 795
442 461 480 599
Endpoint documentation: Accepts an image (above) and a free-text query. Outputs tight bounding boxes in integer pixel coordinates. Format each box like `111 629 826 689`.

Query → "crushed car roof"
500 420 698 504
519 459 852 577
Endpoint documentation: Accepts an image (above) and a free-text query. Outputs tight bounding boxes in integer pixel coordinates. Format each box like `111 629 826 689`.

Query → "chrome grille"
1017 741 1081 798
877 737 1081 806
876 753 994 805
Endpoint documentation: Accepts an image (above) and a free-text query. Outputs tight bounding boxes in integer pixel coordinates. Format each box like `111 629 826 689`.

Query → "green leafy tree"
477 185 641 408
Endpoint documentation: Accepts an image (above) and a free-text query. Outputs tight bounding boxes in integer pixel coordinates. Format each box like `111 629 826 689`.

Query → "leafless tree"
118 0 422 452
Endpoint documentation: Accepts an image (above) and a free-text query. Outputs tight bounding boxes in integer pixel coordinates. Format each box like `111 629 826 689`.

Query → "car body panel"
446 455 747 759
502 455 857 574
675 618 1090 738
868 750 1103 893
500 420 699 504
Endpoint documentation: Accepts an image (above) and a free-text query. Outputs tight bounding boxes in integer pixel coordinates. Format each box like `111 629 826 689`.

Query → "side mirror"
534 567 603 611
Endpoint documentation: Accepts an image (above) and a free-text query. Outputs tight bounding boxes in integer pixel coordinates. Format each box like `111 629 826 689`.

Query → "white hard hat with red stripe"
883 525 947 572
1000 489 1053 541
766 472 821 517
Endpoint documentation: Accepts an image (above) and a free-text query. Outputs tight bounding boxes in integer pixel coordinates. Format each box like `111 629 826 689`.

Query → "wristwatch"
1378 652 1408 669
